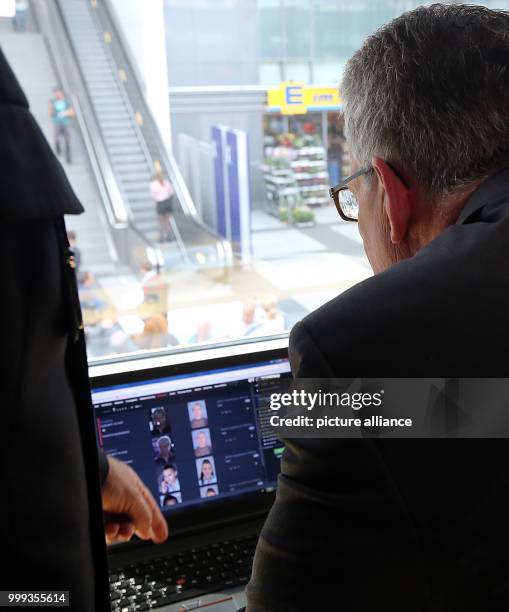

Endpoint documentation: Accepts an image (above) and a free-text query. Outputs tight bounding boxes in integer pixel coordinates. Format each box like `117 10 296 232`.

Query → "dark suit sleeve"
98 449 110 485
245 322 424 611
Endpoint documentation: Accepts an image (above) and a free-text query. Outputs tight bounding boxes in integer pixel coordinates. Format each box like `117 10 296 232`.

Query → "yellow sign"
267 82 342 115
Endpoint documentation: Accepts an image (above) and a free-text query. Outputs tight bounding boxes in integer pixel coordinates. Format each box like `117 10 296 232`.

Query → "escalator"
0 12 122 277
52 0 230 271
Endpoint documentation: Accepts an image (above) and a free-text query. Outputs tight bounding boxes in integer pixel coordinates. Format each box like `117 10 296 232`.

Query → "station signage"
267 82 342 115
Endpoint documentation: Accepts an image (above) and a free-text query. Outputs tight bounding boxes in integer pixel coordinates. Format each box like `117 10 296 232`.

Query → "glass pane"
313 61 344 85
17 0 497 360
259 62 282 85
285 0 311 58
258 0 284 58
284 62 310 83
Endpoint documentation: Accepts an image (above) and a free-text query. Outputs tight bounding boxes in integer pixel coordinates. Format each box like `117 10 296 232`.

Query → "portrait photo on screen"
161 492 182 507
187 399 208 429
153 434 175 466
192 428 213 458
200 485 219 498
150 406 172 436
158 463 181 494
196 456 217 486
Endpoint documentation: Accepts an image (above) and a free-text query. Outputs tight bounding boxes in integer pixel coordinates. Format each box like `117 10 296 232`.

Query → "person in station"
246 4 509 611
149 170 176 243
159 464 180 494
136 314 179 350
189 400 208 429
188 320 213 344
154 435 175 465
193 429 212 458
240 299 262 336
12 0 29 32
67 229 81 273
247 295 285 337
151 407 172 436
48 86 74 164
1 48 167 609
197 458 216 486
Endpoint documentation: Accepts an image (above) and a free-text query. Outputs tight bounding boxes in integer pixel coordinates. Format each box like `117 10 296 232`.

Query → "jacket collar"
456 168 509 225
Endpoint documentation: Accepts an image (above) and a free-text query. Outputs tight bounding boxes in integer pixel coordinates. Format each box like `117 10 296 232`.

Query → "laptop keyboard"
109 533 257 611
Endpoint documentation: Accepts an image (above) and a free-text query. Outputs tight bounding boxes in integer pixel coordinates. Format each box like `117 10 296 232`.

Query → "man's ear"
372 157 411 244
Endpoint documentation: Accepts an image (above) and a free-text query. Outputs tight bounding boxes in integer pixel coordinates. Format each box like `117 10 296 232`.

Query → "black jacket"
1 49 109 609
246 169 509 611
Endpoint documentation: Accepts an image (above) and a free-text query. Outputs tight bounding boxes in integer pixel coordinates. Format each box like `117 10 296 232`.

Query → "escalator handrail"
86 0 192 262
53 0 164 257
88 0 154 178
35 0 130 230
71 94 127 230
101 0 221 233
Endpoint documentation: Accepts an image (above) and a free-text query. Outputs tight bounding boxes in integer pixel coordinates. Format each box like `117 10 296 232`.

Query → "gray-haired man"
246 4 509 611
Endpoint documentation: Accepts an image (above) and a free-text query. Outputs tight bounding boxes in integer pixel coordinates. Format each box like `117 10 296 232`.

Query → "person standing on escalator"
48 86 74 164
149 170 176 243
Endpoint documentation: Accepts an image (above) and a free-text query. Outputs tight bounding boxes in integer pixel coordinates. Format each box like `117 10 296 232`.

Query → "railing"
34 0 130 231
33 0 168 272
100 0 222 235
87 0 189 263
71 95 127 230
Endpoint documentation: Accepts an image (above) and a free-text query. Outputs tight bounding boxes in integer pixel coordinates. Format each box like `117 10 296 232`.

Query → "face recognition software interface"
91 358 291 511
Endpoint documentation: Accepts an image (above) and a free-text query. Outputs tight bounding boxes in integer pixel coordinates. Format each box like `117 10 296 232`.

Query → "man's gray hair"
342 3 509 196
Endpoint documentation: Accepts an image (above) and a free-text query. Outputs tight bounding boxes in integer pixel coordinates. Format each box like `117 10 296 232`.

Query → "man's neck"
412 180 484 252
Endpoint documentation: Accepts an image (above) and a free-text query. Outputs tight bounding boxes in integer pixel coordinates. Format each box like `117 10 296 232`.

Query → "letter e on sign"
286 86 303 105
281 82 306 115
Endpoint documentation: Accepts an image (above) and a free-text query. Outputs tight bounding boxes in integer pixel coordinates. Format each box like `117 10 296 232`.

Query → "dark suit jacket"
246 169 509 611
0 49 109 609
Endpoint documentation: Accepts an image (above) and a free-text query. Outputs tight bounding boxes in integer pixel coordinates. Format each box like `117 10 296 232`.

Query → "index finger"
139 482 169 544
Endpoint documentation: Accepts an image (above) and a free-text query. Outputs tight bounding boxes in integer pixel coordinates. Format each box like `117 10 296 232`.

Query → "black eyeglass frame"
329 166 372 222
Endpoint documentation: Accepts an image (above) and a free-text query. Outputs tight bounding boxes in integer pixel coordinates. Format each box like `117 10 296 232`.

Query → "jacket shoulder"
291 254 441 377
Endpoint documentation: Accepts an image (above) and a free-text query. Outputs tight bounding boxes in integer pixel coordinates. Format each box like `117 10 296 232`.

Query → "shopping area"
262 81 351 226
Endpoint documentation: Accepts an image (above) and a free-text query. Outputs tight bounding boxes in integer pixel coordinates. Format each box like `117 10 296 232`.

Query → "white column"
108 0 172 152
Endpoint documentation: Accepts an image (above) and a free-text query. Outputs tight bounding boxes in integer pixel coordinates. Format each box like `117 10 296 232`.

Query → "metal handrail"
36 0 169 273
168 215 189 264
35 0 130 229
87 0 191 263
100 0 209 224
71 94 127 229
54 0 166 263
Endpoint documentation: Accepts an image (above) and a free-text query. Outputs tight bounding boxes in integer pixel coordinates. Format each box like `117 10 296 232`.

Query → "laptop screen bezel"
89 342 290 539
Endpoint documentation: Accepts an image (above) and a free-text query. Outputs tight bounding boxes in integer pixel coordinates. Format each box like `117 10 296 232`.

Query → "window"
259 62 283 85
283 62 311 83
259 0 284 59
13 0 503 361
285 0 311 59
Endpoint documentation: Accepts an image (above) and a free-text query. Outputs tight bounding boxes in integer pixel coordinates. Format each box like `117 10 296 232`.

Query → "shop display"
291 144 330 208
262 133 333 227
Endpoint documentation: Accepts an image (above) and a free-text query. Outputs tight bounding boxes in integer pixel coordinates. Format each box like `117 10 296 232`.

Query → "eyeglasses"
329 166 372 222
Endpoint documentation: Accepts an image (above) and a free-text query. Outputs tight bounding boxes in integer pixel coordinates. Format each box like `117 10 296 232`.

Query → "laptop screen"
91 355 291 514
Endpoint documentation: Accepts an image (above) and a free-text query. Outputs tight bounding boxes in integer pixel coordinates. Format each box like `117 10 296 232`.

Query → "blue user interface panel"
91 358 291 511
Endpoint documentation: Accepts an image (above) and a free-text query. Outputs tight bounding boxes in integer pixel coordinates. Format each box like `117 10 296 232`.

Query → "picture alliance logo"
269 389 384 411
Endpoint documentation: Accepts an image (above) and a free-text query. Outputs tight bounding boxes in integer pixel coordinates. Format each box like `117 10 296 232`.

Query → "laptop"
89 340 291 612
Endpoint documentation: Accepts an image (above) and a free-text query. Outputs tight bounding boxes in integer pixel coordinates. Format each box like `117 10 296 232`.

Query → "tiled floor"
252 227 327 260
253 252 371 293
